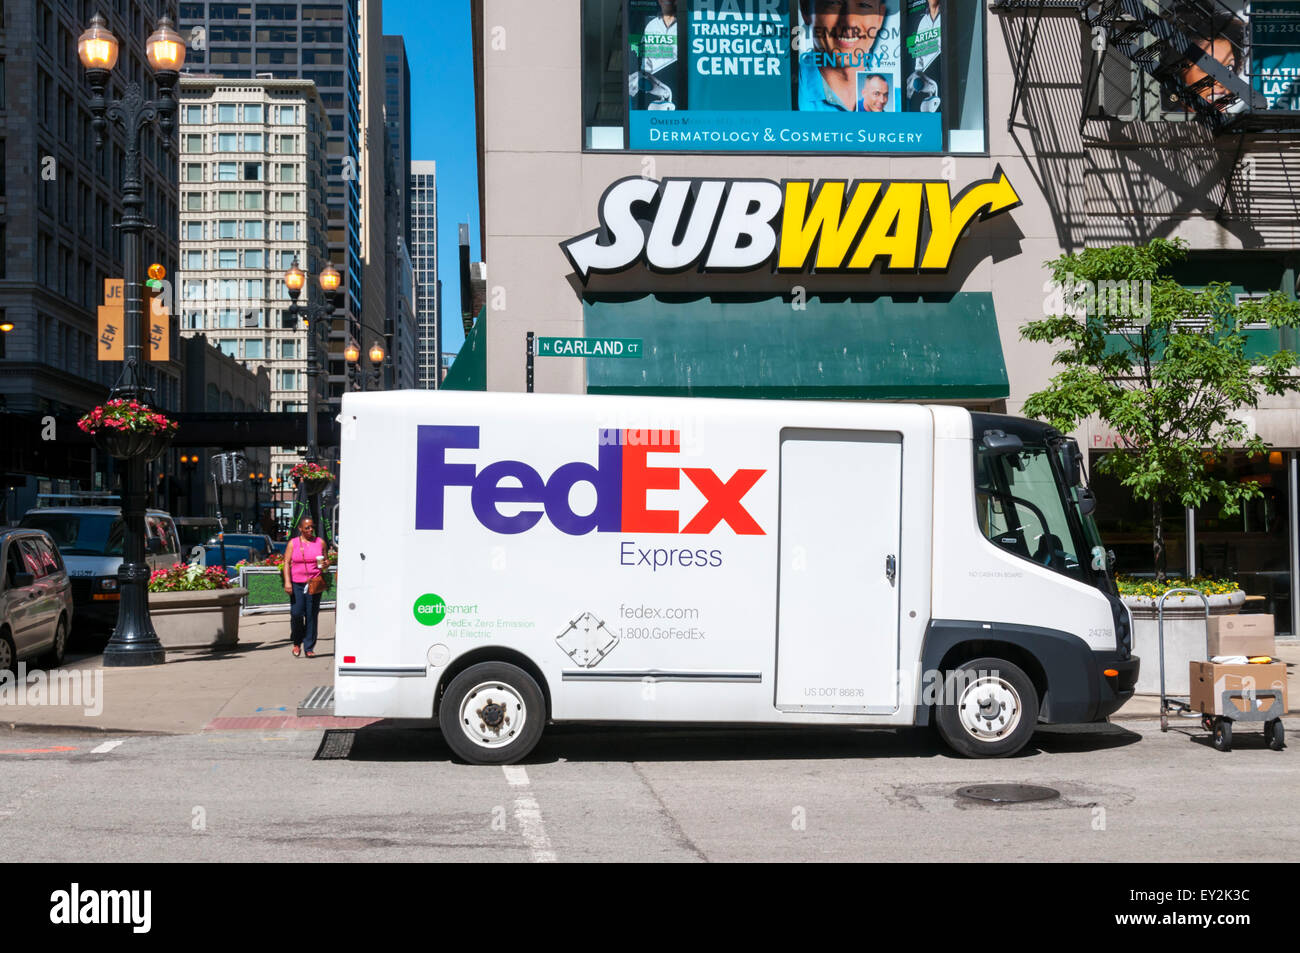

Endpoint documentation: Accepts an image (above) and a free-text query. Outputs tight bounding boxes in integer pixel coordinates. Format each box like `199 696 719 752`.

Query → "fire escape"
998 1 1300 136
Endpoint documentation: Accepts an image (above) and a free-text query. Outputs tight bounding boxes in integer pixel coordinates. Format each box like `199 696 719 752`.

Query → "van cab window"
975 444 1085 582
16 539 46 578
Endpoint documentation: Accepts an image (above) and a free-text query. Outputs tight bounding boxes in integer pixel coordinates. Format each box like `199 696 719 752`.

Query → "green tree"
1020 238 1300 581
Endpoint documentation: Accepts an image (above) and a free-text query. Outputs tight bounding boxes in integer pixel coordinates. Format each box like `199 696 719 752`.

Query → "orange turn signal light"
1103 669 1119 677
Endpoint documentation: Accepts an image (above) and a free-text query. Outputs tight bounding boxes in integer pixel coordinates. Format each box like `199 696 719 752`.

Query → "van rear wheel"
935 657 1039 758
438 662 545 765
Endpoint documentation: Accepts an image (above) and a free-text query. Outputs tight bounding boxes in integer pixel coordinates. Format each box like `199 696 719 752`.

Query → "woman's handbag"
307 569 328 595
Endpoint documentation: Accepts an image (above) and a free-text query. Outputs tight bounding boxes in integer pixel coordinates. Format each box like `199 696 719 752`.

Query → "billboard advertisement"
629 0 945 152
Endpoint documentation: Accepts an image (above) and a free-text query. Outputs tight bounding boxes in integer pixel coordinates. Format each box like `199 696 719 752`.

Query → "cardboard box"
1206 614 1275 658
1189 661 1288 717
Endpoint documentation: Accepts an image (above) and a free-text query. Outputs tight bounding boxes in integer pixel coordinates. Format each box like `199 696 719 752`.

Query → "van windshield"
20 514 124 557
975 445 1085 582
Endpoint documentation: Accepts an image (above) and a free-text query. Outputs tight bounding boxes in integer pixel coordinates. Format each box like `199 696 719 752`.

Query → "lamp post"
179 453 199 516
80 13 184 667
249 471 265 527
284 259 341 543
345 341 385 390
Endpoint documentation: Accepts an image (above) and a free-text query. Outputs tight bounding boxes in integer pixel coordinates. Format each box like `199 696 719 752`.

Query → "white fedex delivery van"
334 391 1137 763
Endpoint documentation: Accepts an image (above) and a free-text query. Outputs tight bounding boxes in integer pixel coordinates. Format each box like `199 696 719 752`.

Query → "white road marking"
500 764 556 862
91 740 126 754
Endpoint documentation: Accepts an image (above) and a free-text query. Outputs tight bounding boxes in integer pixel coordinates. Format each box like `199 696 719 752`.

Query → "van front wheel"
439 662 545 765
935 657 1039 759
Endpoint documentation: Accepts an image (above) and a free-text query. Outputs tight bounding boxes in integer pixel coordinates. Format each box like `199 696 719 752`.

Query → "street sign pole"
526 331 535 394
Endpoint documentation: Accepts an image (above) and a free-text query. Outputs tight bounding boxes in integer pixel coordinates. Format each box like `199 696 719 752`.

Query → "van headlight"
97 577 117 591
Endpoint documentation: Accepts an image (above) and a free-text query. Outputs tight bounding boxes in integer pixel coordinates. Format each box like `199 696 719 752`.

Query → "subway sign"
561 167 1020 280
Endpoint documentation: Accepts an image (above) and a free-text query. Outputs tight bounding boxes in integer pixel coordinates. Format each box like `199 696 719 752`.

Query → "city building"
409 159 439 388
383 34 411 247
179 332 272 524
0 0 182 515
391 238 417 389
356 0 387 378
467 1 1300 636
176 75 330 486
178 0 366 405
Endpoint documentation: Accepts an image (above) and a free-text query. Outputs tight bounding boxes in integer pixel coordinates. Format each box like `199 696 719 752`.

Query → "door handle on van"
885 554 897 586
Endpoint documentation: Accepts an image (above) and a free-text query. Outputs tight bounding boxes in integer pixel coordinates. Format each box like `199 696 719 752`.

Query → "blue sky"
384 0 478 355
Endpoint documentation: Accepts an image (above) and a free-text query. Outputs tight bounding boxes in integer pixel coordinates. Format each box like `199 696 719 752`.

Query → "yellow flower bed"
1116 576 1241 598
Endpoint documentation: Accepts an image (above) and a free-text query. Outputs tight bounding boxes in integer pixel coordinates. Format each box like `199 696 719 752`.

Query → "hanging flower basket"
290 461 334 497
78 399 179 460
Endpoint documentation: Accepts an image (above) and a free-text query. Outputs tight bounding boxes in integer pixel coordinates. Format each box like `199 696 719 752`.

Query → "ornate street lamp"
284 259 342 544
345 341 385 390
79 12 185 667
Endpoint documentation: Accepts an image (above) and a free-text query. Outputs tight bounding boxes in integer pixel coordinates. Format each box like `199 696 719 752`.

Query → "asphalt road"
0 717 1295 863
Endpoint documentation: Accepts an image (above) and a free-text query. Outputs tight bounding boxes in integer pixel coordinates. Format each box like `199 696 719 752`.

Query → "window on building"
279 250 299 269
218 220 237 239
218 342 238 360
243 162 263 180
183 104 203 124
185 221 204 241
280 369 298 389
244 104 264 124
217 132 238 151
243 190 264 209
280 338 298 359
275 105 296 125
244 338 266 359
244 249 265 268
183 133 203 153
184 163 205 181
277 163 297 183
217 162 238 181
218 249 239 268
218 310 239 329
244 133 263 152
217 103 239 123
244 220 264 239
185 192 203 211
184 279 205 299
185 250 205 269
244 279 265 298
256 27 297 42
275 192 298 211
218 191 238 210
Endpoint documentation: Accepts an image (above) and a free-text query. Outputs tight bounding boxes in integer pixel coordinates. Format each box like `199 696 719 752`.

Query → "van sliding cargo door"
775 429 902 714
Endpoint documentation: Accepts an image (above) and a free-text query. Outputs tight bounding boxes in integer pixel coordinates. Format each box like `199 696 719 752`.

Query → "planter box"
147 587 248 649
238 566 337 615
1124 591 1245 696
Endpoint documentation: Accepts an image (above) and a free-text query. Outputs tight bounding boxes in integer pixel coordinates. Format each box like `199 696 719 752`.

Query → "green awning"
584 293 1009 400
442 311 487 391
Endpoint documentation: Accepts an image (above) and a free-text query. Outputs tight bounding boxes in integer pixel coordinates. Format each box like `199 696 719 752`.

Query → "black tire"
934 656 1039 758
0 628 15 674
1213 719 1232 752
39 615 68 670
438 662 545 765
1267 719 1285 751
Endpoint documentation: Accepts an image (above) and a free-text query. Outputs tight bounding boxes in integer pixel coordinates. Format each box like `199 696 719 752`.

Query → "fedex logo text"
415 426 766 536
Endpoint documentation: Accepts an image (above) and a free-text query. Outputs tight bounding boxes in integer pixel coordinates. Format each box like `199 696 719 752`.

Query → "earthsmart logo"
49 883 151 933
413 594 480 627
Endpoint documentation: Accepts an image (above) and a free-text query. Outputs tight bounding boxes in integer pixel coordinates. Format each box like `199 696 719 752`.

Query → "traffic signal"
145 263 170 361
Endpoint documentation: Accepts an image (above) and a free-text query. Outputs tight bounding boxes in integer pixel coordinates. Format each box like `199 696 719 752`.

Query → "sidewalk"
0 611 345 734
0 612 1293 733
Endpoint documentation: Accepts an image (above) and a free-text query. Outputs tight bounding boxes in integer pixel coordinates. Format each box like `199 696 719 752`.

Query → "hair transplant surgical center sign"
561 168 1020 280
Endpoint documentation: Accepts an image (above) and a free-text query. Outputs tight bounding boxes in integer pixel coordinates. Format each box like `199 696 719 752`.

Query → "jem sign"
562 168 1020 280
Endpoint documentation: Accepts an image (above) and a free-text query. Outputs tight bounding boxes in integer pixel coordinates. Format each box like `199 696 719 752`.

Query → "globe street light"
346 341 385 390
79 12 184 667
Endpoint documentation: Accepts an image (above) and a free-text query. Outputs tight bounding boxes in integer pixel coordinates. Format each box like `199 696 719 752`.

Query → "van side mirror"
981 430 1023 454
1076 486 1097 517
1060 439 1084 487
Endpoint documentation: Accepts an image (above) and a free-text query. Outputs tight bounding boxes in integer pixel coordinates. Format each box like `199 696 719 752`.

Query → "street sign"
536 337 643 358
147 285 169 362
97 280 124 361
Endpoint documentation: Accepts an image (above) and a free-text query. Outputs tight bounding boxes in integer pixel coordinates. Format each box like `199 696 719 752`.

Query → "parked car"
174 517 224 553
191 544 258 580
217 534 274 560
0 527 74 669
270 540 288 557
19 507 181 633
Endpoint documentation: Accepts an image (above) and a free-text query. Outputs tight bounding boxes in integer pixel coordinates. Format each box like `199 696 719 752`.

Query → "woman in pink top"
282 516 327 657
